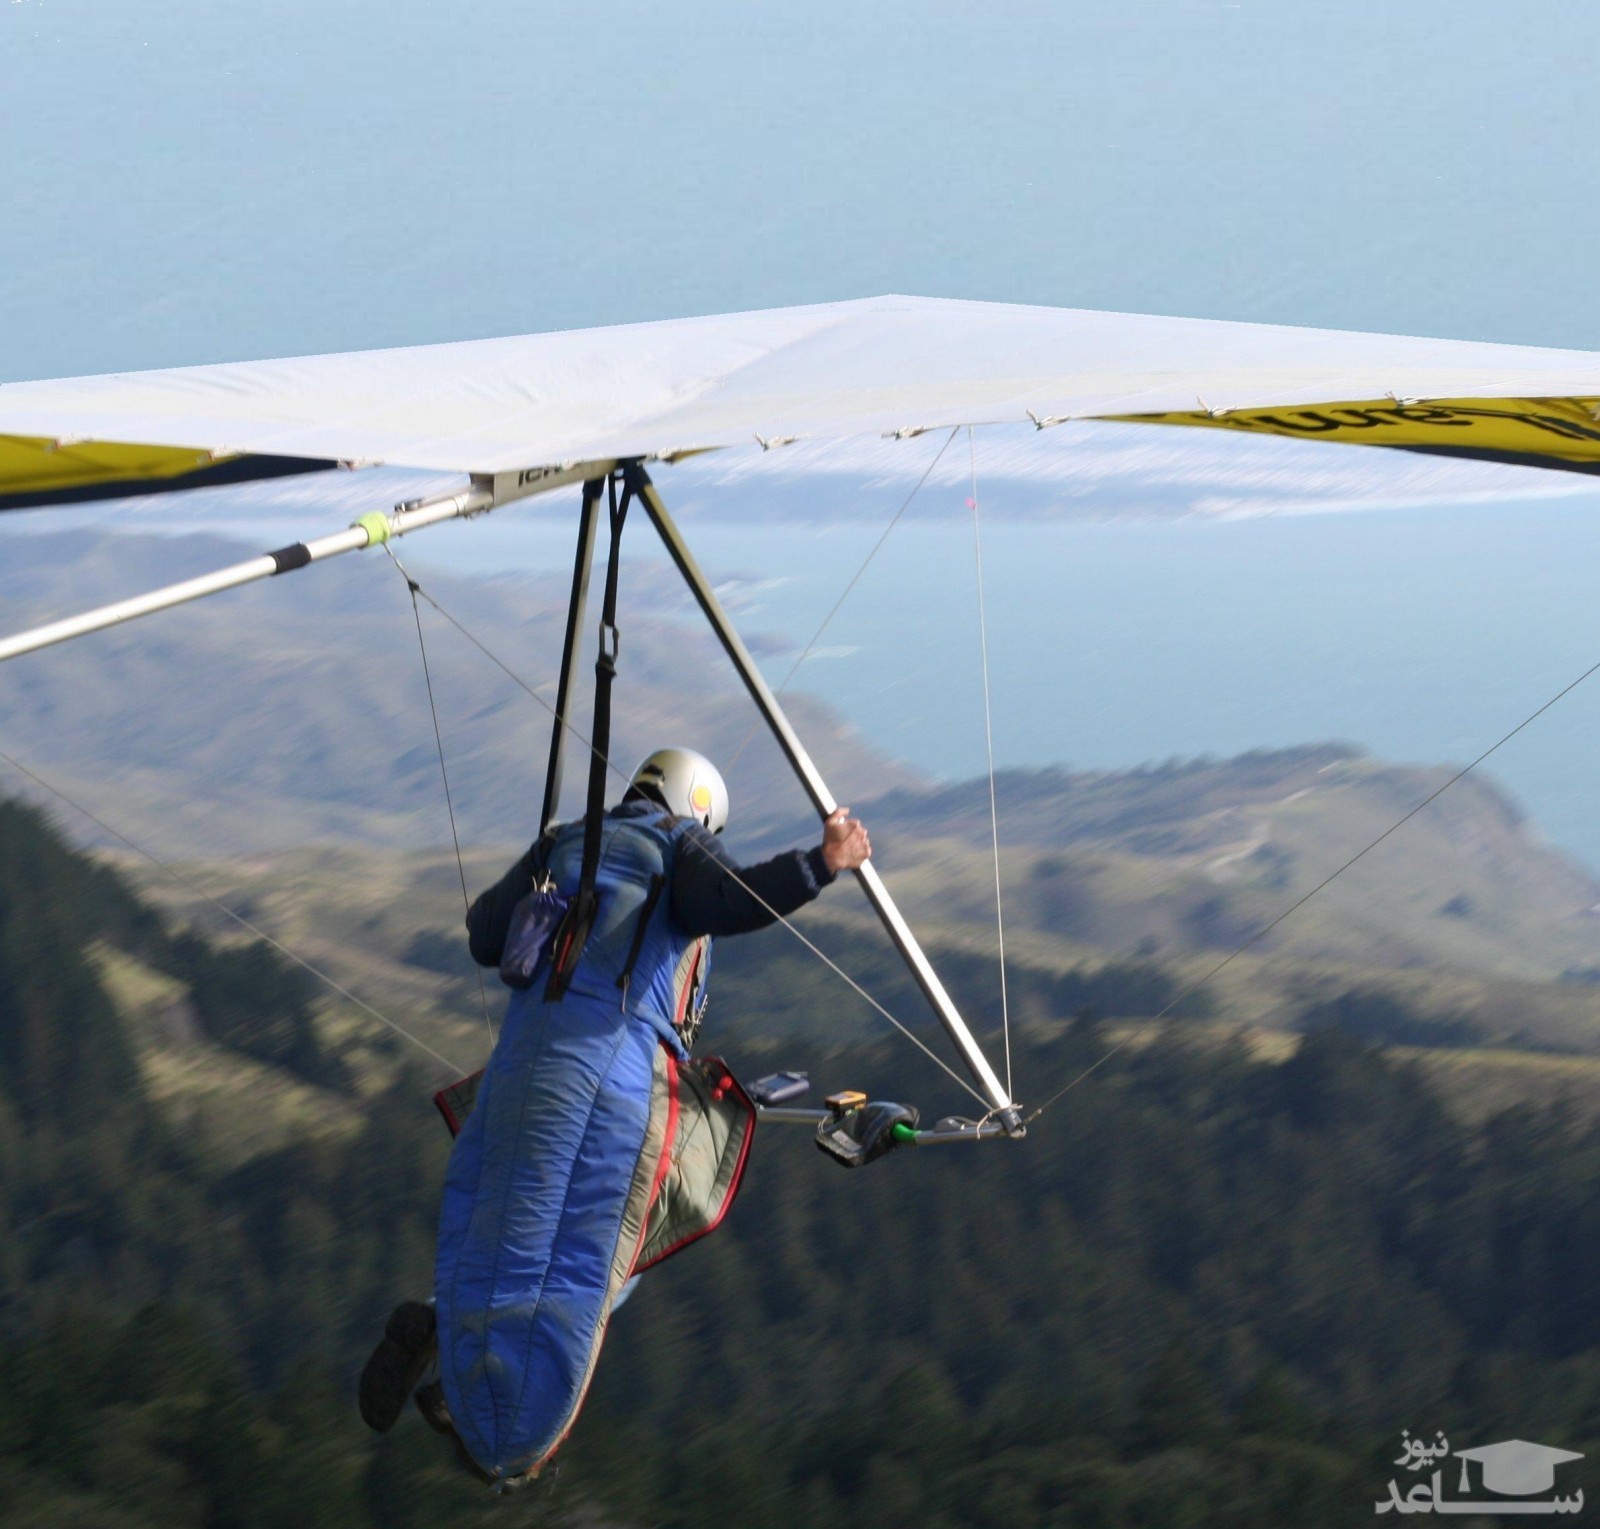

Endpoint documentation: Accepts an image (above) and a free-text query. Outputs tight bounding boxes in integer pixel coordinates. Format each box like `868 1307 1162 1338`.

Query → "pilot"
359 747 872 1486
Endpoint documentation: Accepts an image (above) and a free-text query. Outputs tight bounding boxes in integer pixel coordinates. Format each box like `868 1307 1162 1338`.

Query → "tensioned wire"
21 444 1590 1126
0 743 469 1076
718 425 1014 1099
724 428 961 775
383 544 497 1051
1023 646 1600 1125
398 573 991 1110
967 426 1013 1098
20 436 1575 1128
16 437 1571 1127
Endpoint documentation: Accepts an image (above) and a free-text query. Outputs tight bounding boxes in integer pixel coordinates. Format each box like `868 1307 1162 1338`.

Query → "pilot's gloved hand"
815 1100 918 1168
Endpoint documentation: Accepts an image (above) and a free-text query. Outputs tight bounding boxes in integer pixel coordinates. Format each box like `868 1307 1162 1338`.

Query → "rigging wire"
967 427 1013 1096
383 546 496 1051
0 743 468 1076
400 576 990 1108
1024 645 1600 1126
724 427 961 774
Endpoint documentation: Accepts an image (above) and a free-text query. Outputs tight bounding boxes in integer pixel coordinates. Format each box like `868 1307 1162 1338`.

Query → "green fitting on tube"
891 1121 919 1145
353 511 392 546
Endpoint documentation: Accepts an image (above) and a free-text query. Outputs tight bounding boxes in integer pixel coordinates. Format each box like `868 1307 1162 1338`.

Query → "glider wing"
0 433 339 511
8 296 1600 509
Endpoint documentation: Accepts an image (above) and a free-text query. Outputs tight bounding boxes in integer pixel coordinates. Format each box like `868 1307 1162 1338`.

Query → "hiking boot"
358 1300 436 1432
413 1379 453 1436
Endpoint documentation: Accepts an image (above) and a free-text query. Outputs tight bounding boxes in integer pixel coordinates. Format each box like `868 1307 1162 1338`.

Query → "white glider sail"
7 296 1600 510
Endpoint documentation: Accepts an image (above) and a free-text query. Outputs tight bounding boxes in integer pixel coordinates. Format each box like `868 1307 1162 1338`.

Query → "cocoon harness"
433 803 744 1483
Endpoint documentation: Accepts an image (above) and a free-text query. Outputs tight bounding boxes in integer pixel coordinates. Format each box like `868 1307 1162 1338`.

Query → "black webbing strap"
582 473 630 902
539 476 604 835
545 472 631 1000
616 871 666 1011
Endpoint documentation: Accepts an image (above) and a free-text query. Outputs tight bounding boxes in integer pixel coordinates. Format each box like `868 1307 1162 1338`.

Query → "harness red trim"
633 1047 682 1274
636 1058 756 1272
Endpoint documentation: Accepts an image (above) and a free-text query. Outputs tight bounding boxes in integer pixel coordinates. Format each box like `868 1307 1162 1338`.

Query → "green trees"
0 802 150 1139
1 794 1598 1525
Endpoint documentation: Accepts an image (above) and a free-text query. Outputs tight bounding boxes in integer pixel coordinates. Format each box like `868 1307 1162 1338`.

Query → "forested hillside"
2 796 1599 1526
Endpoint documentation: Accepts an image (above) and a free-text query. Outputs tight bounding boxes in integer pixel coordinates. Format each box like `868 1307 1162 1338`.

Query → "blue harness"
539 801 711 1052
433 803 708 1480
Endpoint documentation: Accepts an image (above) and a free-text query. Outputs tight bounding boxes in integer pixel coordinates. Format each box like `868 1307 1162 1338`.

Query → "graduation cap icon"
1454 1439 1584 1496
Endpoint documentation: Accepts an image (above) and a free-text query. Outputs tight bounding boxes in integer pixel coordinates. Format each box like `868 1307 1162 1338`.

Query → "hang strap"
545 471 631 1000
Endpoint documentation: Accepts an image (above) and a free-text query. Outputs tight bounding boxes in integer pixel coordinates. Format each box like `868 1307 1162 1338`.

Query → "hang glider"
6 295 1600 511
8 294 1600 1134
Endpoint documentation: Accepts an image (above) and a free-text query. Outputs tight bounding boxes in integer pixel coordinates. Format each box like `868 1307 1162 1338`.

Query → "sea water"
395 495 1600 874
18 479 1600 871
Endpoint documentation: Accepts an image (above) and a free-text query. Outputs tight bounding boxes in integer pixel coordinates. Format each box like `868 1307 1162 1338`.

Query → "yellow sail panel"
1103 397 1600 472
0 433 228 496
0 434 340 510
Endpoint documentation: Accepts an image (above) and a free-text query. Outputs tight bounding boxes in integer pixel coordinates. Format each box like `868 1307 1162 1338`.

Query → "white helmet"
629 747 730 833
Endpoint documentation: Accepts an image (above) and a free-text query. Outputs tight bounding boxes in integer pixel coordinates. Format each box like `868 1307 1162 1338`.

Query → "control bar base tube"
628 461 1021 1132
755 1106 1011 1144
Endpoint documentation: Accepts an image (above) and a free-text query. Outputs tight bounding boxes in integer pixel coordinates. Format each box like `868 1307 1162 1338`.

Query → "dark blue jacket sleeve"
671 824 837 938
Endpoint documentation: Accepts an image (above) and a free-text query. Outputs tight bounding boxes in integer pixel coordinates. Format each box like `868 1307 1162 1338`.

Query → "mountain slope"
852 747 1600 981
0 529 915 857
9 531 1600 989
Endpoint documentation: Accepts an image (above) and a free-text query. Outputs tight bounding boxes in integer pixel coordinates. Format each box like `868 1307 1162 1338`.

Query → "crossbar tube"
0 486 487 663
0 460 617 667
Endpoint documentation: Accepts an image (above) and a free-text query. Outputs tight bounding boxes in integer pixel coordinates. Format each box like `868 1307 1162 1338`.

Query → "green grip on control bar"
892 1121 919 1145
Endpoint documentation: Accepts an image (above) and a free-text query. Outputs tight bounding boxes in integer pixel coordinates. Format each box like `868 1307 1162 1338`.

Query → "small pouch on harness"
499 877 570 990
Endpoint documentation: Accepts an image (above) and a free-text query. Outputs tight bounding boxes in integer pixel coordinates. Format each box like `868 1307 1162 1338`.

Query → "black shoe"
358 1301 436 1432
414 1379 453 1436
